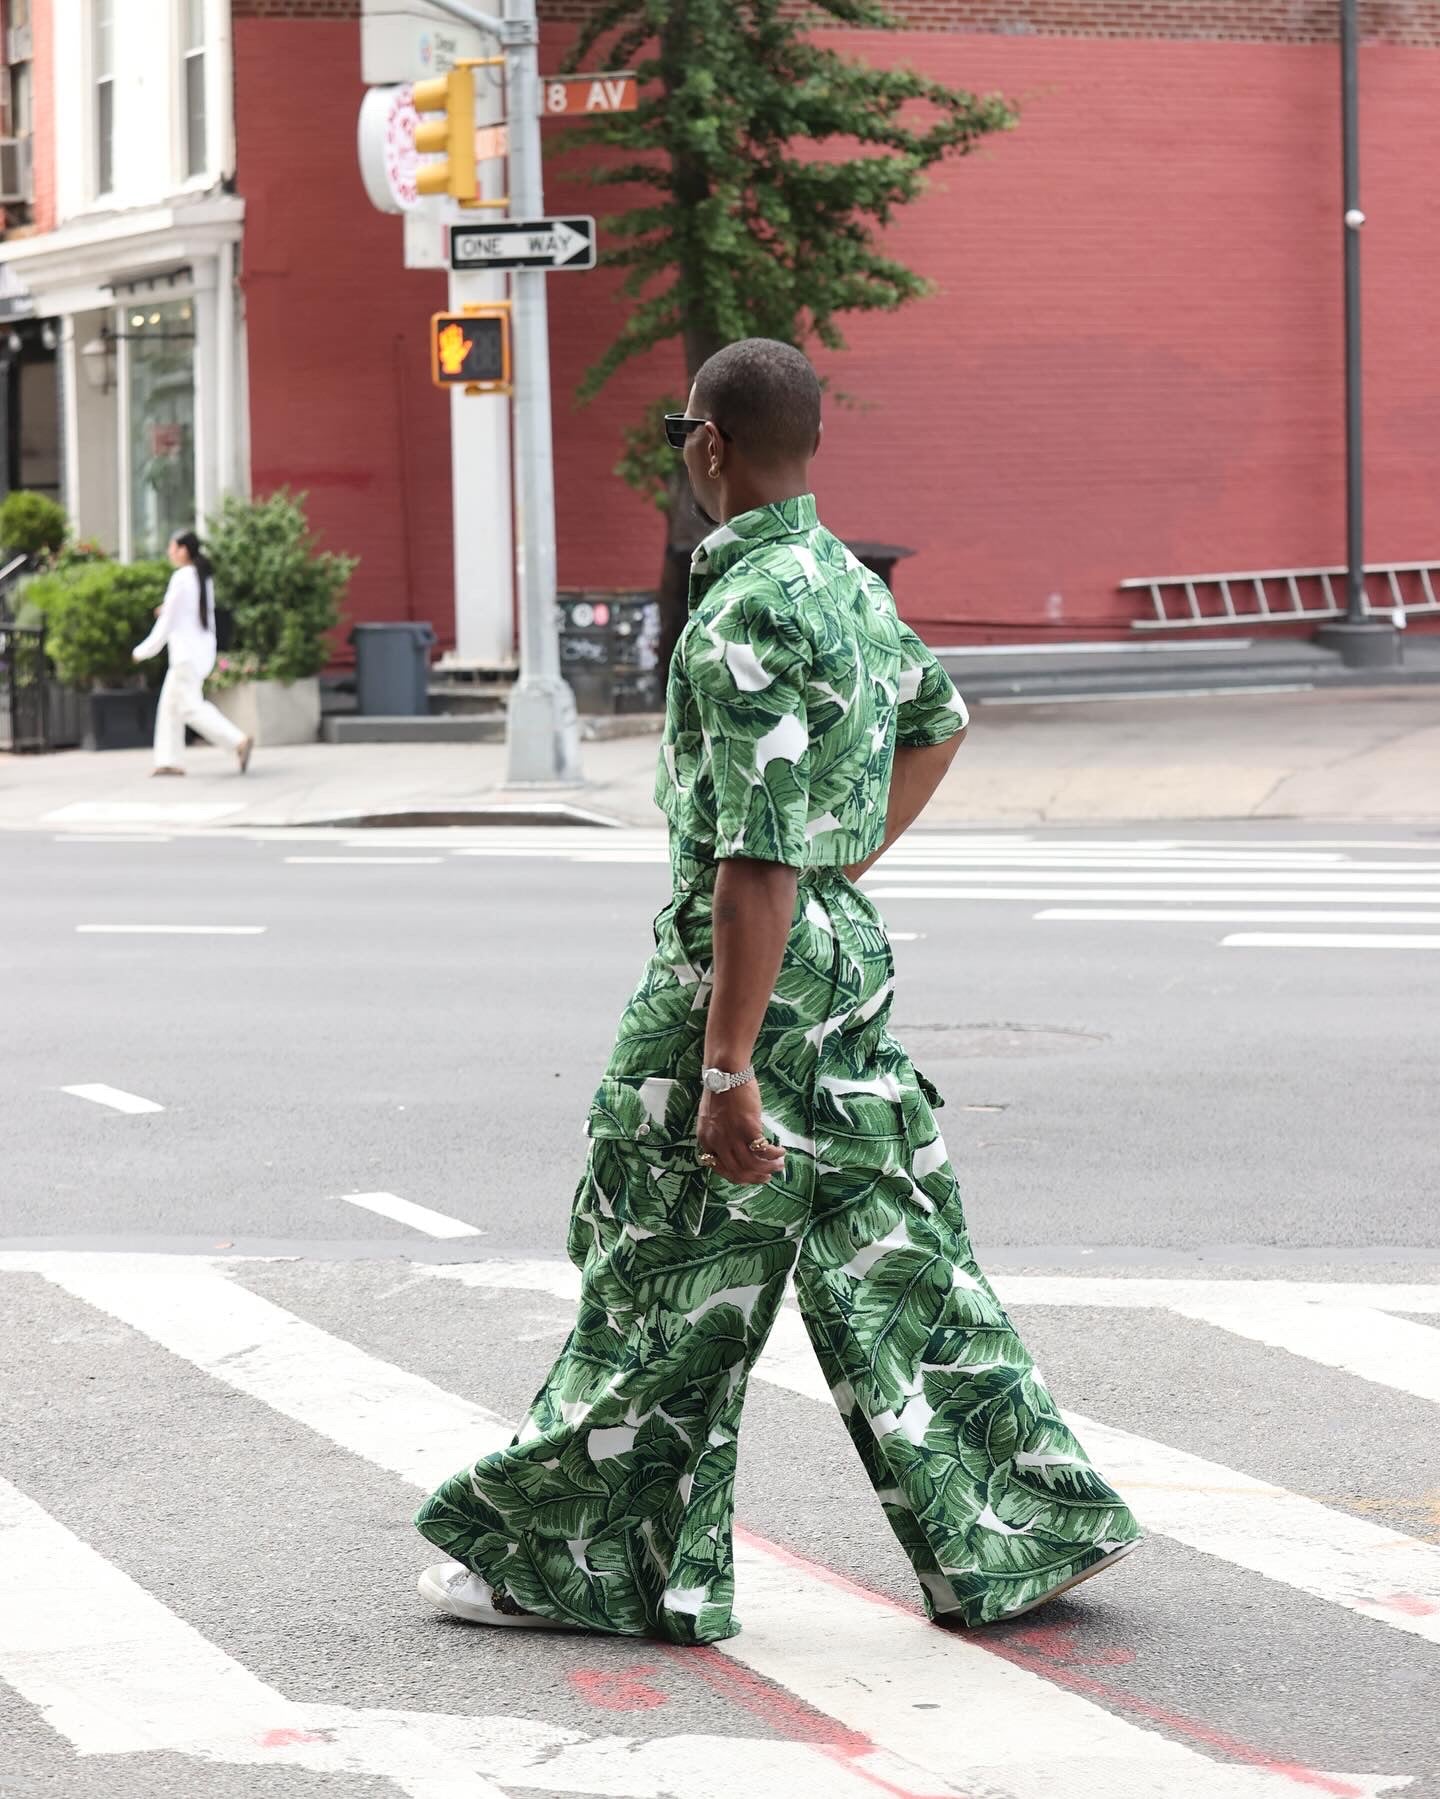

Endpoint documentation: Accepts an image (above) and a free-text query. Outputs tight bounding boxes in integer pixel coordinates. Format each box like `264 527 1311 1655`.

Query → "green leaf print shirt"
655 495 969 870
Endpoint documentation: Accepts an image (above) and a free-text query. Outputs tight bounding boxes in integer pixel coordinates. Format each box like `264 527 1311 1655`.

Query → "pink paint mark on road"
1370 1592 1439 1617
1003 1617 1136 1666
663 1644 961 1799
735 1525 1365 1799
569 1665 669 1711
259 1727 329 1747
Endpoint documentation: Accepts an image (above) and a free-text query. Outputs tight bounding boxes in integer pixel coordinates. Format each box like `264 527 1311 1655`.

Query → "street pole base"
1314 620 1404 670
505 678 583 785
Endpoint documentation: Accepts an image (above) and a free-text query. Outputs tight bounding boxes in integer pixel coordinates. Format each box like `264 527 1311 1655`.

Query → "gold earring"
708 462 719 477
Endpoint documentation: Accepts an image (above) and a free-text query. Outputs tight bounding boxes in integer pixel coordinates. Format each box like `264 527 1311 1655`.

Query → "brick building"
4 2 1438 648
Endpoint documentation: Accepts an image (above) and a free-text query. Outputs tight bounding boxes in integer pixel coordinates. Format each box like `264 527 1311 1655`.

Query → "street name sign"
540 72 638 116
450 216 597 272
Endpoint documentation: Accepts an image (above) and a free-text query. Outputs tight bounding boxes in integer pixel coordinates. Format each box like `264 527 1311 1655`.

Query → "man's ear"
705 422 726 470
812 420 824 458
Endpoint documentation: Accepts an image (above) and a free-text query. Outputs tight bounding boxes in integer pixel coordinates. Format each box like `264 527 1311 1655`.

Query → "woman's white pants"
154 664 246 768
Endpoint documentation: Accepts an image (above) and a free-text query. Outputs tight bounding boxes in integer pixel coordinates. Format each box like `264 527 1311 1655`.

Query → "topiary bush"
0 490 69 559
23 560 171 690
206 490 355 682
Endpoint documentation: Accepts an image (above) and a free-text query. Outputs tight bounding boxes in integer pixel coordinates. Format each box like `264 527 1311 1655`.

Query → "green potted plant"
0 489 69 564
22 559 170 750
205 490 355 746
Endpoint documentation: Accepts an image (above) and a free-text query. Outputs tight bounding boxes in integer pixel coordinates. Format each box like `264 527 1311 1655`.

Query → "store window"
182 0 206 179
93 0 115 196
126 300 195 555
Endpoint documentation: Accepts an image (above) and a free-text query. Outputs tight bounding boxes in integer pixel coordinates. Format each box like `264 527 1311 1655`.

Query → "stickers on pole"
450 217 597 272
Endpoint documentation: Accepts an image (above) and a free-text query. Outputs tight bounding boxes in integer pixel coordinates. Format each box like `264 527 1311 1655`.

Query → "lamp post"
1316 0 1401 668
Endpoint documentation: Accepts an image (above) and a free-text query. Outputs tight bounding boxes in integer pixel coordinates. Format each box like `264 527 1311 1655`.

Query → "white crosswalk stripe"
0 1249 1431 1798
254 829 1440 952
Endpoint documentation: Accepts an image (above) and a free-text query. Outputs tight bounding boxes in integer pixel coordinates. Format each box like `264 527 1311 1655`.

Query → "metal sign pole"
499 0 581 781
1317 0 1400 669
399 0 582 778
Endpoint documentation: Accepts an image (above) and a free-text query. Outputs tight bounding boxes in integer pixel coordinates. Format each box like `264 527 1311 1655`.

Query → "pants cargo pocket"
583 1076 709 1238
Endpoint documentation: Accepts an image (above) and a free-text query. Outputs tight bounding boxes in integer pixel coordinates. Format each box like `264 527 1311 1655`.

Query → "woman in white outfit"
132 531 253 777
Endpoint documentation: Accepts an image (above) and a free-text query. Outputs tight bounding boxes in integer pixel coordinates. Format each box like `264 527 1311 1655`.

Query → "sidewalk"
3 685 1438 831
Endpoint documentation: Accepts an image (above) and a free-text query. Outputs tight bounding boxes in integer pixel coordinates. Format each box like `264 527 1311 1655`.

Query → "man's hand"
697 1080 786 1185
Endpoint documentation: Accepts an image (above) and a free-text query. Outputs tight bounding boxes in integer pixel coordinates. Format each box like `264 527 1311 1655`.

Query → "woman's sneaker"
416 1562 578 1630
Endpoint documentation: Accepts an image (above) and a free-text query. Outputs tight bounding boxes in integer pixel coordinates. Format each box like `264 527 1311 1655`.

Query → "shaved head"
692 339 822 468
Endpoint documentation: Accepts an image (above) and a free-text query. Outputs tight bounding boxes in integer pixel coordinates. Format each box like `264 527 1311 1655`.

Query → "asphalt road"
2 819 1437 1799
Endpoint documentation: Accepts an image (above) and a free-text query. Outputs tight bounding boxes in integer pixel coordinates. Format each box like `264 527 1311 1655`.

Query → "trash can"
350 622 435 716
845 541 915 594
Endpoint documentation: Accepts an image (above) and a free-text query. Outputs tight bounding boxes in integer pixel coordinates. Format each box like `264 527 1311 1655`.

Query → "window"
94 0 115 195
182 0 206 179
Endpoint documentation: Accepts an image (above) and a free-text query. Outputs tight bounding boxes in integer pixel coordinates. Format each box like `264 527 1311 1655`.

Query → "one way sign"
449 217 597 273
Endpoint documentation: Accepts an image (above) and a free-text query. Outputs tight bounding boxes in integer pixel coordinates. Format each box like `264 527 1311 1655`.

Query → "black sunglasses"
664 413 733 451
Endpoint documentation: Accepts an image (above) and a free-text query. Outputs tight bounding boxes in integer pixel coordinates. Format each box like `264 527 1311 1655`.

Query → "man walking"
415 339 1140 1641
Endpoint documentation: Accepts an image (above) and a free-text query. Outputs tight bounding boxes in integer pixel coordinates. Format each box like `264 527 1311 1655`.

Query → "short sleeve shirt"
655 495 968 869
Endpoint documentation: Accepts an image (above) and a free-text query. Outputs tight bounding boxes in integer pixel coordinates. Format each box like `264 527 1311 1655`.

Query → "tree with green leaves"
560 0 1015 663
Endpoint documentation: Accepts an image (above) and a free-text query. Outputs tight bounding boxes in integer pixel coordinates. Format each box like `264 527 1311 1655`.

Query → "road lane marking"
867 888 1440 904
284 856 444 866
1222 933 1440 950
1038 909 1440 925
75 924 267 936
60 1084 164 1115
4 1251 1398 1798
0 1476 961 1798
1169 1303 1440 1408
340 1191 483 1240
54 833 173 843
867 870 1440 888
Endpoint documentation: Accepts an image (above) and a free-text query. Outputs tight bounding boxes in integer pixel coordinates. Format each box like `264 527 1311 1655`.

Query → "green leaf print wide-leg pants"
415 853 1141 1643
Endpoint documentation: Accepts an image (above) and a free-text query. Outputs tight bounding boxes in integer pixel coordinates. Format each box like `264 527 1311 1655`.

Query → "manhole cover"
900 1023 1107 1059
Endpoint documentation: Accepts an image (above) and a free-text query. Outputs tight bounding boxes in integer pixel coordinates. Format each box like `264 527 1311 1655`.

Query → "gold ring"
697 1151 718 1168
749 1137 770 1153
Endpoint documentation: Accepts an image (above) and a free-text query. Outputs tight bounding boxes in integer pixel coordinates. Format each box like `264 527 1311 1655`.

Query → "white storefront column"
190 258 220 528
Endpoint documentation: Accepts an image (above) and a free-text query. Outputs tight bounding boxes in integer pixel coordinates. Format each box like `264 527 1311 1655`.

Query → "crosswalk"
3 1246 1434 1798
49 826 1440 952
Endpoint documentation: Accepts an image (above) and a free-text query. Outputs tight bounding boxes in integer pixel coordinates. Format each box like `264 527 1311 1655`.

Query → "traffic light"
411 68 476 202
431 307 511 393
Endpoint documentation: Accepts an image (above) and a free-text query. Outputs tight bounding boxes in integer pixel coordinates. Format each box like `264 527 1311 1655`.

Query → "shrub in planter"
206 490 356 682
23 560 171 690
0 490 68 560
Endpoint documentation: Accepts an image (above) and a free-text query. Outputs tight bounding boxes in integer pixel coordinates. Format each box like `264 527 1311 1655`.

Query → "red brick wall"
29 0 55 233
540 24 1440 638
541 1 1440 44
233 17 454 645
233 11 1440 645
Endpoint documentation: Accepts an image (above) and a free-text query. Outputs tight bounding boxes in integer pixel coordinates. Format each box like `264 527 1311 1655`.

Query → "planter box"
83 687 159 752
46 681 85 750
212 677 320 747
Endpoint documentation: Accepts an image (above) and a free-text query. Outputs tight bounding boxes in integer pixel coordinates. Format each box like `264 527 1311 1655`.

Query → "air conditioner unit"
0 136 29 204
7 25 33 63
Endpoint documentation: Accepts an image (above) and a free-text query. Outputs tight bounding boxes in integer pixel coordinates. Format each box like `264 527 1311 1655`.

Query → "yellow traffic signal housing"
412 68 476 202
431 307 511 393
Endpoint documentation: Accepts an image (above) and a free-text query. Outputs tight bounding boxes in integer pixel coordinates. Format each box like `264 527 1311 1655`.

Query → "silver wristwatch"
701 1065 755 1095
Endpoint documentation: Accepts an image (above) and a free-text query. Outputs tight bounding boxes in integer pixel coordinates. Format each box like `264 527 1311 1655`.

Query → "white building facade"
0 0 245 556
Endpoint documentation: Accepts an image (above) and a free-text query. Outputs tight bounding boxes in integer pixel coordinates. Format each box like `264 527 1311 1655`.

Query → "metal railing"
1121 560 1440 631
0 617 49 751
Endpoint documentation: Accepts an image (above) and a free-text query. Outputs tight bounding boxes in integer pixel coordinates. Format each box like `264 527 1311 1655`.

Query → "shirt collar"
688 495 820 597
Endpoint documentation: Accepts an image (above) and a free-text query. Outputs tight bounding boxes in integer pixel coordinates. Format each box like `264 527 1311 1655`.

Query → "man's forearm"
704 857 799 1069
845 732 965 881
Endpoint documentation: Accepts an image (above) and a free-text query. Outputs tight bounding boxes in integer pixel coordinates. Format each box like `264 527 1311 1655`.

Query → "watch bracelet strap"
710 1065 755 1091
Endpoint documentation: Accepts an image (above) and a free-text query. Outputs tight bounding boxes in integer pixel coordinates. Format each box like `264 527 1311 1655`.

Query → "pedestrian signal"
430 308 511 392
412 68 476 202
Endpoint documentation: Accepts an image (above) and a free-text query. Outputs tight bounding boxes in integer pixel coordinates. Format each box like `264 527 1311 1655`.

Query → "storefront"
0 196 244 556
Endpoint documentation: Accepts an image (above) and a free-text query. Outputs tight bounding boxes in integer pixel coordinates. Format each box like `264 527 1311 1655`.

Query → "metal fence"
0 618 50 752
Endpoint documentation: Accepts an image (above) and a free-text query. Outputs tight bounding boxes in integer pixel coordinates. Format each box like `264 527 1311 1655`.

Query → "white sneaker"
416 1562 575 1630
